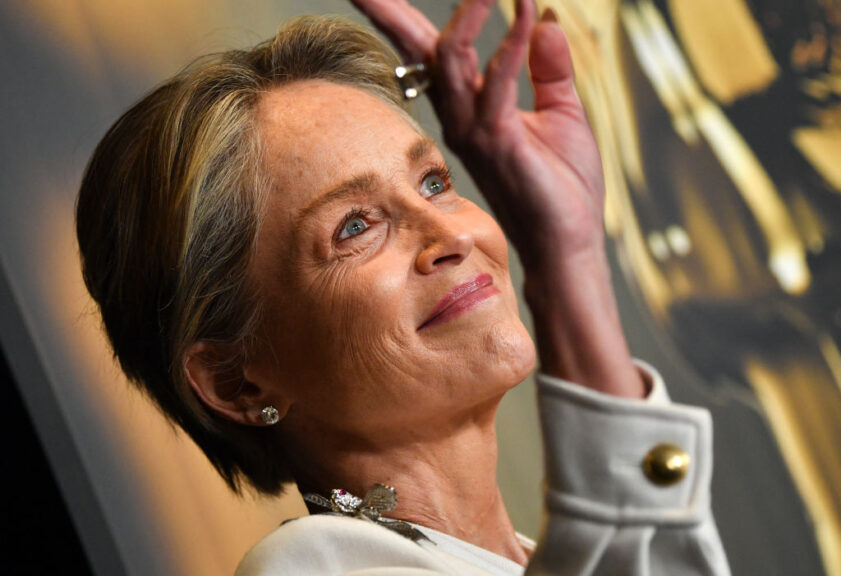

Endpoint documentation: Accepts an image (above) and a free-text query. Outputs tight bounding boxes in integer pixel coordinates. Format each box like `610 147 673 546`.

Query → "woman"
76 0 730 574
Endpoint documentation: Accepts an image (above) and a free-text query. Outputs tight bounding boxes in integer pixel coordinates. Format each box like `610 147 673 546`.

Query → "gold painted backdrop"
501 0 841 573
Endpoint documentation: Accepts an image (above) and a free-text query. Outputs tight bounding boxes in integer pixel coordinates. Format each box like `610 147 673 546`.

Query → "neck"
287 401 530 566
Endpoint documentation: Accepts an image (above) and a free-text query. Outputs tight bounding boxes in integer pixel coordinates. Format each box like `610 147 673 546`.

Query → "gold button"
642 443 690 486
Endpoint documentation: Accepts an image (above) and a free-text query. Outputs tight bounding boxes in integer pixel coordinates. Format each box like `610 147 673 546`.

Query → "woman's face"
249 81 535 442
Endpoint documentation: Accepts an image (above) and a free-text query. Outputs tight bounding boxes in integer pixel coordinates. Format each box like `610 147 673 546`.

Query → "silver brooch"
303 483 429 543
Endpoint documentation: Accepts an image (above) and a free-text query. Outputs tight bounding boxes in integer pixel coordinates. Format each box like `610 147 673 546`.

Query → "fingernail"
540 6 559 24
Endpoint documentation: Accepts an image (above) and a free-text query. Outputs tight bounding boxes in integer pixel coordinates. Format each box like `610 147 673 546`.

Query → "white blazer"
236 362 731 575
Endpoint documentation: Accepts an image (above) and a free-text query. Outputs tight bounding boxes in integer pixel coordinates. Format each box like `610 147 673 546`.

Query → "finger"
436 0 498 91
439 0 497 52
529 7 580 111
350 0 438 61
477 0 535 126
432 0 497 132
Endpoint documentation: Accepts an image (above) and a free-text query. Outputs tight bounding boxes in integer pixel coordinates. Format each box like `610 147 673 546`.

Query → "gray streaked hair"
76 15 406 494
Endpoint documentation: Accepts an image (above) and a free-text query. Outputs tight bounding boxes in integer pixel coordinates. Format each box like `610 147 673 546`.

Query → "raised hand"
352 0 644 397
351 0 605 268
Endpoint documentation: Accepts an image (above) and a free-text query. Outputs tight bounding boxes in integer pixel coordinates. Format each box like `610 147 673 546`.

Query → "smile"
418 273 501 331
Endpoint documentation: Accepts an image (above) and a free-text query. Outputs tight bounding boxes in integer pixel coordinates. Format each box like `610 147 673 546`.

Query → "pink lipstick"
418 273 500 330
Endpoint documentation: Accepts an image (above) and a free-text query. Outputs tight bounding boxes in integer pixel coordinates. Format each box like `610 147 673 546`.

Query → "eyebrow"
407 136 436 164
298 136 438 219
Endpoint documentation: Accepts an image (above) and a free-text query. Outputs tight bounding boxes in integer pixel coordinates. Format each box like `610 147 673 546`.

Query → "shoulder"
235 515 446 576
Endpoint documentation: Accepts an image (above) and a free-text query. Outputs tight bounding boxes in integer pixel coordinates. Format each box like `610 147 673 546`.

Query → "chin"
479 320 537 392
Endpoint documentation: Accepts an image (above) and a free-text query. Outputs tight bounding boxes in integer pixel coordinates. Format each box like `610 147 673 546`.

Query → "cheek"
275 258 426 426
317 258 405 328
288 256 413 374
468 204 510 267
468 206 519 303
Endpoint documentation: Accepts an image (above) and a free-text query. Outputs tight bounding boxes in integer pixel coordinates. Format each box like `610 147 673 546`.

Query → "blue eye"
420 174 446 198
338 216 368 240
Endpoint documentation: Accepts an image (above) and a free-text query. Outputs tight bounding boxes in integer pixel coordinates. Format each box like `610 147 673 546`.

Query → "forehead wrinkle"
297 172 381 220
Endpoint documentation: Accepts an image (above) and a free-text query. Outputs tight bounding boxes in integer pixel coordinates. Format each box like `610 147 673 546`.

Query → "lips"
418 273 500 330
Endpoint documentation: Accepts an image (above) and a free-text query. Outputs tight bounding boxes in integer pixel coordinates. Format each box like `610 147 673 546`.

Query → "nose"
414 208 475 274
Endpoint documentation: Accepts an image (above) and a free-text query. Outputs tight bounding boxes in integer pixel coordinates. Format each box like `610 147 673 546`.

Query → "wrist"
523 249 645 398
522 242 610 309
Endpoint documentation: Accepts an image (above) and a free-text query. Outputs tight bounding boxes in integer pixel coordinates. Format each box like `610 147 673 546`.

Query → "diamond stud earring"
261 406 280 425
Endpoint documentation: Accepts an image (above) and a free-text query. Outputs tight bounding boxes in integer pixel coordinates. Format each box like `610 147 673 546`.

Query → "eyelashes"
335 207 371 242
431 164 453 186
422 162 454 189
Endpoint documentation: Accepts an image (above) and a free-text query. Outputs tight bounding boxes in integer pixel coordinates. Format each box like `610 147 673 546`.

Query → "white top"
236 362 731 575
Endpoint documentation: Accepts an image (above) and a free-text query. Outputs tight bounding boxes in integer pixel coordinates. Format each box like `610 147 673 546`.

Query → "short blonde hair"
76 15 405 494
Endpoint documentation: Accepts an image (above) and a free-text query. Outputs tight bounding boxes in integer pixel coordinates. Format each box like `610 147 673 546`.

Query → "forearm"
523 243 645 398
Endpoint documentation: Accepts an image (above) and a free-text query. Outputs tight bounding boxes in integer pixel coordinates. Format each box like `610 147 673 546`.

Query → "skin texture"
186 0 646 566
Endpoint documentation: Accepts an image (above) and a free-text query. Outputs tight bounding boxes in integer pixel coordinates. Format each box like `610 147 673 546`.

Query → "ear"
183 341 291 427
